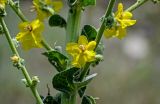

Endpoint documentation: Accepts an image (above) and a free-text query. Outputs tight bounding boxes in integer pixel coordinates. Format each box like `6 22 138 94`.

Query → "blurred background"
0 0 160 104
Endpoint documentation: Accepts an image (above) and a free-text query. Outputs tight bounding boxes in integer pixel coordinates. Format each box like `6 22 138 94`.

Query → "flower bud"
32 76 40 86
10 55 19 63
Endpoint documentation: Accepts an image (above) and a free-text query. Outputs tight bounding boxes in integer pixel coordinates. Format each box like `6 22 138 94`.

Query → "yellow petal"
52 1 63 12
18 22 29 32
117 3 123 14
78 35 88 45
86 41 96 51
104 28 117 39
120 19 136 28
16 32 28 41
123 12 133 19
117 27 126 39
18 32 42 50
31 19 43 31
66 43 80 56
84 50 95 62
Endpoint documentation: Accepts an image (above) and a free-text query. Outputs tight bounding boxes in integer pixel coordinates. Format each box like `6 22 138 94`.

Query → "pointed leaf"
81 25 97 41
43 51 68 72
82 95 96 104
75 73 97 89
52 67 79 94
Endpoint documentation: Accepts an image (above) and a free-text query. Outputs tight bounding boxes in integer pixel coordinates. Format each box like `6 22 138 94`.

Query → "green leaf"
78 87 87 98
82 95 96 104
43 51 68 72
75 73 97 89
81 25 97 41
77 73 97 97
78 68 90 97
52 67 79 94
49 14 66 28
81 0 96 7
43 93 61 104
43 95 54 104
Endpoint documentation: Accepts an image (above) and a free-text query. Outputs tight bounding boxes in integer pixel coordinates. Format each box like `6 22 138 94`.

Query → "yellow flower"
16 19 44 50
33 0 63 21
0 0 7 9
66 35 96 68
104 3 136 39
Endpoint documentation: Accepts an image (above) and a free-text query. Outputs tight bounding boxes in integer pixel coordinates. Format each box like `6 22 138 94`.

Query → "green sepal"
49 14 67 28
52 67 79 94
43 51 68 72
81 95 96 104
81 0 96 7
104 13 115 29
81 25 97 41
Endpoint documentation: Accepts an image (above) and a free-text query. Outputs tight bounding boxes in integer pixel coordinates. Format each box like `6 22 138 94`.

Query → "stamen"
25 25 32 32
79 45 86 51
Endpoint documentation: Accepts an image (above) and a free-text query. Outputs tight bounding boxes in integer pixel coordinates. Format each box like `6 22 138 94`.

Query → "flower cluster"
104 3 136 39
16 0 63 50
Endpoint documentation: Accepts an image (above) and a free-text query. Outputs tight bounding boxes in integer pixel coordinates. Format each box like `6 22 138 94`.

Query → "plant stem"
95 0 116 49
61 93 70 104
64 3 82 104
125 0 149 12
0 17 44 104
9 0 28 22
41 39 53 51
65 5 82 44
79 0 116 81
70 93 77 104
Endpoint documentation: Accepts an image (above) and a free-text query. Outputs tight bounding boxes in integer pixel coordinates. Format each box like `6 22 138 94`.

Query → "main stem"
0 17 44 104
65 5 82 44
64 4 82 104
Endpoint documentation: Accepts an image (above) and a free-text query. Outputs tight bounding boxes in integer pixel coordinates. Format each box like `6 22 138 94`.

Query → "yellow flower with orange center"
32 0 63 21
66 35 96 68
16 19 44 50
104 3 136 39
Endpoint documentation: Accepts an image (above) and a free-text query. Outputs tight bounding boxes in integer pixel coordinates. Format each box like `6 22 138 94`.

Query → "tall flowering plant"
0 0 159 104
